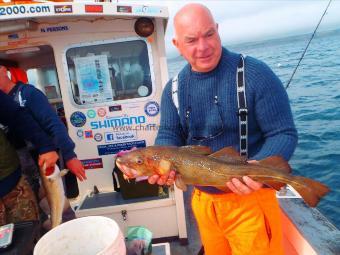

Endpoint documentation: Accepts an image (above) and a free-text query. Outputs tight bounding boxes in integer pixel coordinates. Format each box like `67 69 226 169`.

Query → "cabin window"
27 67 61 102
65 39 153 105
0 44 62 108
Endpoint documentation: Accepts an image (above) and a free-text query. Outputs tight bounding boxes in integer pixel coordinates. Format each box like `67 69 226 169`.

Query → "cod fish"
116 146 330 207
40 164 68 228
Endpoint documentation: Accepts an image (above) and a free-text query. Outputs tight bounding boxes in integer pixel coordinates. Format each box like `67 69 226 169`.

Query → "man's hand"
117 165 176 186
117 147 176 186
226 176 263 195
226 160 263 195
148 170 176 186
38 151 59 169
66 158 86 181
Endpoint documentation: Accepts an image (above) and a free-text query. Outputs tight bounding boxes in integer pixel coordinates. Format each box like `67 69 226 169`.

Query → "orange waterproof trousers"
191 188 284 255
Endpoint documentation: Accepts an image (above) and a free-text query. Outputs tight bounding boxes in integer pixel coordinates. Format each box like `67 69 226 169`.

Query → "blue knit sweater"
155 48 298 193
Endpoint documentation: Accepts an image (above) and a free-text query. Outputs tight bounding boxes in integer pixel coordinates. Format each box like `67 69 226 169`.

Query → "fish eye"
136 158 143 165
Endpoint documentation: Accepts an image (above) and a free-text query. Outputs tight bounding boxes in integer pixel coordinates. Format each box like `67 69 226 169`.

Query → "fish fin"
175 174 187 191
159 159 172 175
263 181 286 191
258 156 291 173
215 186 232 193
209 147 247 164
135 176 149 182
179 146 212 155
290 176 330 207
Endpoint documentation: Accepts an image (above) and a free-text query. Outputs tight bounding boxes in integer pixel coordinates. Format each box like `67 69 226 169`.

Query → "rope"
285 0 333 89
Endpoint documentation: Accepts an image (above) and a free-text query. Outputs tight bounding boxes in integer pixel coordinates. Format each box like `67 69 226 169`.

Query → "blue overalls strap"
171 74 179 115
171 54 248 157
236 54 248 157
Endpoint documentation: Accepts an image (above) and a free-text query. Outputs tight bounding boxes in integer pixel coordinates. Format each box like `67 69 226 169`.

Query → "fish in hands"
116 146 330 207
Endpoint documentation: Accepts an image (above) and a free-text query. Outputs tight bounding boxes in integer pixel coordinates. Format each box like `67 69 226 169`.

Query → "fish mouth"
116 160 138 179
135 176 149 182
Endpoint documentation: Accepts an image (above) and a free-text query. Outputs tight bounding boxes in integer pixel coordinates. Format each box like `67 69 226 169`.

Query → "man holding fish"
0 65 86 182
0 90 59 226
0 64 88 229
117 3 302 255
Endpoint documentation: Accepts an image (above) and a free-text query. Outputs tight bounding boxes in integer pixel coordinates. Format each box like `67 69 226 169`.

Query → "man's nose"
197 38 209 51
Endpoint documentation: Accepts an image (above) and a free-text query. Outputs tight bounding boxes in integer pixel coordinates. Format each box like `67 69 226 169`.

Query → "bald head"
174 3 216 39
172 3 222 72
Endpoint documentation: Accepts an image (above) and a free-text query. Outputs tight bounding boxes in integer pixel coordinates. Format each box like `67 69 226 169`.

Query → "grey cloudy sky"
130 0 340 57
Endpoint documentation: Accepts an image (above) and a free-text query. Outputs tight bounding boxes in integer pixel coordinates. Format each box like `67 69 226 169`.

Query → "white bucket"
34 216 126 255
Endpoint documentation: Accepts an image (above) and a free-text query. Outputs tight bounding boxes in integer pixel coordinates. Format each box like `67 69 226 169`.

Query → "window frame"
62 37 156 108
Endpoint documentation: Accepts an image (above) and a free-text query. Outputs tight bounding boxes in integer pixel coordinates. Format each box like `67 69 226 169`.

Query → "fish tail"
290 176 330 207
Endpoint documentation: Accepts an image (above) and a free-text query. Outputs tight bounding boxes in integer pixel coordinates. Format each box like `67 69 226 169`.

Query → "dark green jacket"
0 129 20 181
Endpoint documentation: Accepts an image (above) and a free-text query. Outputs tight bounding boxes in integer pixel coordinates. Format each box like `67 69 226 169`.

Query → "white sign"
74 55 113 104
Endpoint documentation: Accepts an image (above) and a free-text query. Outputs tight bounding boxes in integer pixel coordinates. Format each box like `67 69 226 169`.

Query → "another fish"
116 146 330 207
40 164 68 228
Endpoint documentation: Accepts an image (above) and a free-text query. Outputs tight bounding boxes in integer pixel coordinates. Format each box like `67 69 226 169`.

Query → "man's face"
173 13 222 73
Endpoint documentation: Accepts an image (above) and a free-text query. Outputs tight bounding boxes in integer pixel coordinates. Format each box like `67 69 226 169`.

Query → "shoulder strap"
171 74 180 114
236 54 248 157
171 56 248 157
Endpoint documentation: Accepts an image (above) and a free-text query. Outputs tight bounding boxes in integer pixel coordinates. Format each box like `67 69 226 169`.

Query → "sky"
123 0 340 57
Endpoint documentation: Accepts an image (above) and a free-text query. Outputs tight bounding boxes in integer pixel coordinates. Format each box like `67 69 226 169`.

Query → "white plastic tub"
34 216 126 255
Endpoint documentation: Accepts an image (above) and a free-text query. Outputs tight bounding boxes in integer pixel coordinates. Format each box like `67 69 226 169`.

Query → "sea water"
167 29 340 229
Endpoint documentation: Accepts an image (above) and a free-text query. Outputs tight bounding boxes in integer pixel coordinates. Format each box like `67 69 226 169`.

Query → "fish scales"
116 146 330 207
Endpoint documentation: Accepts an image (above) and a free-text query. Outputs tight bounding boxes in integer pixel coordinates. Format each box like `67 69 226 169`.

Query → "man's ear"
216 23 219 31
172 38 178 48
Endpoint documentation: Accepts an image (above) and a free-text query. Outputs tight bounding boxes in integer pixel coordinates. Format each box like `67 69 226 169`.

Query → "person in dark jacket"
0 90 58 225
0 90 58 168
0 65 86 180
0 64 86 227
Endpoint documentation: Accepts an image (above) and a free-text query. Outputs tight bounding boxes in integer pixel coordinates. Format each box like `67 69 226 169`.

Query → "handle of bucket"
112 164 121 192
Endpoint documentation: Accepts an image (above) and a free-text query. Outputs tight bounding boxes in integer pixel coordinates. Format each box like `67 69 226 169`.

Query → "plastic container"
34 216 126 255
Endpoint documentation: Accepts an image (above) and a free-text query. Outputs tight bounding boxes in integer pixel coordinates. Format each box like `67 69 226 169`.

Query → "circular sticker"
76 129 84 138
94 133 103 142
87 109 96 118
142 6 148 13
97 108 107 117
70 111 86 127
138 85 149 97
144 101 160 117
